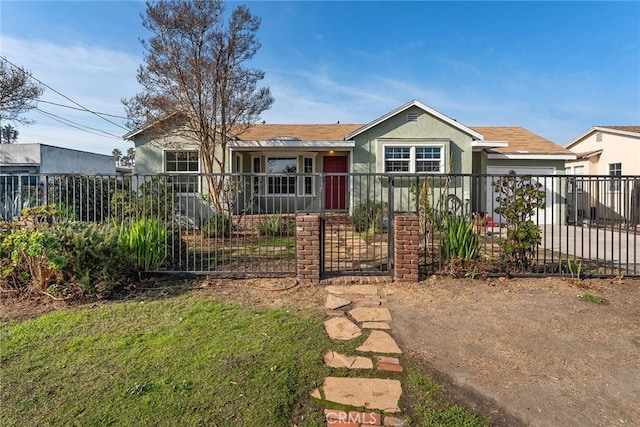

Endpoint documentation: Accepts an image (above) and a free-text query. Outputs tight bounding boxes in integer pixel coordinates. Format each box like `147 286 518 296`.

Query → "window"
267 157 296 194
609 162 622 191
384 147 411 172
384 145 444 173
416 147 442 172
165 150 199 193
303 157 314 195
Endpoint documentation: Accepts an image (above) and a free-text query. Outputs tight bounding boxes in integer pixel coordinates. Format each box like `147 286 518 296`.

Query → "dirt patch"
386 277 640 427
0 276 326 325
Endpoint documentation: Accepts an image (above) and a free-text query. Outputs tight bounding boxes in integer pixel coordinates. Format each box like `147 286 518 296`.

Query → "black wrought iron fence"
1 172 639 278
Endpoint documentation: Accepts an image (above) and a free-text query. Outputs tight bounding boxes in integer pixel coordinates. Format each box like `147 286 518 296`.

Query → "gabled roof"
344 100 484 141
566 126 640 149
472 127 575 159
237 124 362 141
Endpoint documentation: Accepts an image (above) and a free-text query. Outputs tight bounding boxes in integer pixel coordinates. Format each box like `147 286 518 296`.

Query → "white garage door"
486 166 557 225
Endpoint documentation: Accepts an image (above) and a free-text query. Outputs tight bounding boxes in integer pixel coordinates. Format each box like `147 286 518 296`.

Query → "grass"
0 294 331 426
402 361 489 426
1 291 488 426
582 292 607 305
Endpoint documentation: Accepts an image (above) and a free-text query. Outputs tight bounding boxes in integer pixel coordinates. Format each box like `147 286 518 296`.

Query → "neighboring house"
126 100 575 224
564 126 640 224
0 143 118 175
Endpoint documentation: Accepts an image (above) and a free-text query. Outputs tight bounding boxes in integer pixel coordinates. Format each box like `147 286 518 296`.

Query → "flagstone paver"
326 285 378 296
325 294 352 310
324 351 373 369
357 330 402 354
317 283 405 423
319 377 402 412
324 317 362 340
349 307 392 322
362 321 391 329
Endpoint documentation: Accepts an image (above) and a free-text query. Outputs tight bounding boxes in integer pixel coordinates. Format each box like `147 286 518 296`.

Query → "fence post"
393 213 420 281
296 213 321 284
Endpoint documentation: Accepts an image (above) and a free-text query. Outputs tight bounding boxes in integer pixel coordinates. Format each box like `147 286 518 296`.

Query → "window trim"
382 143 446 173
265 156 297 195
164 149 200 194
609 162 622 192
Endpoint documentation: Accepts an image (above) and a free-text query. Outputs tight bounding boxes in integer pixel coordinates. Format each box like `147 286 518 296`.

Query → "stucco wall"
0 144 115 175
568 131 640 175
352 105 474 174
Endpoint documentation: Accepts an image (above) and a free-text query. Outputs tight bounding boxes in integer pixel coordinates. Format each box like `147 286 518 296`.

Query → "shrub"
1 228 67 294
353 201 387 233
492 171 545 270
202 213 232 237
115 218 167 271
411 181 432 233
54 221 130 297
257 215 293 236
110 176 176 221
440 216 478 261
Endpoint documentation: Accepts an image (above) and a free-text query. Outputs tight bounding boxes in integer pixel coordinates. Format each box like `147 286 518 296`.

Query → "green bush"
110 176 176 221
492 171 545 270
54 221 130 297
115 218 167 271
1 228 67 294
257 215 293 236
353 201 387 233
202 213 232 237
440 216 478 261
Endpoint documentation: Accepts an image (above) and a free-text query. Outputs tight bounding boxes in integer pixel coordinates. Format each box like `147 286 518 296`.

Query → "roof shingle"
237 124 363 141
470 126 571 155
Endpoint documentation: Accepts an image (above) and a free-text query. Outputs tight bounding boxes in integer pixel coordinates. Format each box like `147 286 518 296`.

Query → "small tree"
492 170 546 271
123 0 274 212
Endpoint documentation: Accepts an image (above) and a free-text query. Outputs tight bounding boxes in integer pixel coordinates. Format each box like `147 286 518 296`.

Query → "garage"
485 166 558 225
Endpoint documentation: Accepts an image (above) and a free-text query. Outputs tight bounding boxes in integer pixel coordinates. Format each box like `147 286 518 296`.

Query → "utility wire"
35 108 122 139
1 56 130 132
38 99 129 120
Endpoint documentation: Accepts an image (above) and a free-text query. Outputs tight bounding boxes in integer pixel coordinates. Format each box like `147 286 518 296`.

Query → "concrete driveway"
541 224 640 274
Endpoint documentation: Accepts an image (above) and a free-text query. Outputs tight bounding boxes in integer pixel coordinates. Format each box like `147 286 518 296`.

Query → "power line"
38 99 129 120
1 56 130 132
35 108 122 139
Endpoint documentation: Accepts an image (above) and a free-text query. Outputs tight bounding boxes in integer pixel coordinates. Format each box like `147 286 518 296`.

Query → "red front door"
323 156 348 210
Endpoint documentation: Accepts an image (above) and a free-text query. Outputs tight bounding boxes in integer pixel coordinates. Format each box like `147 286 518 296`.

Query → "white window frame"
382 143 446 173
302 155 316 196
609 162 622 192
265 156 297 195
164 149 200 194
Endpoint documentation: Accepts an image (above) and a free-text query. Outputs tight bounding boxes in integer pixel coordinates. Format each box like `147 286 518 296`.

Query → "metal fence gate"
320 174 394 276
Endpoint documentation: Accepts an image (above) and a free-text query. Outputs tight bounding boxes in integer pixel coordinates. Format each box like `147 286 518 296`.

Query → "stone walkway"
311 284 406 426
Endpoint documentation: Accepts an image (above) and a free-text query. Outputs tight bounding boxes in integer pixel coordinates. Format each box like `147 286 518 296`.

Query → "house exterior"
0 143 118 175
564 126 640 224
126 100 575 224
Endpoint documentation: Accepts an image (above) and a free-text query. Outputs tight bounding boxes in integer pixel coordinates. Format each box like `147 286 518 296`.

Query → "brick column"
296 213 321 284
393 214 420 281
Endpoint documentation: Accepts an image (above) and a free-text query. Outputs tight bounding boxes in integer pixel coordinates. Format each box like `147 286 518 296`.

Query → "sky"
0 0 639 156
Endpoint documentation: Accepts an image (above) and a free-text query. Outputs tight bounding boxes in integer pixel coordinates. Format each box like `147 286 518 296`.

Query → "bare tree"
0 58 44 125
123 0 274 211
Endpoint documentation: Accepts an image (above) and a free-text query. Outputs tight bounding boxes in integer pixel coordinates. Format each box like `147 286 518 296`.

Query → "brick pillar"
393 214 420 281
296 213 321 284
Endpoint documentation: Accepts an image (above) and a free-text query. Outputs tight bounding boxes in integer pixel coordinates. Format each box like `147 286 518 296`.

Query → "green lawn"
1 292 488 426
0 295 330 426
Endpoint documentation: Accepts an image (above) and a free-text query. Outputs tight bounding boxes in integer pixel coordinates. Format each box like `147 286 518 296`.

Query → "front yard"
0 279 487 426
